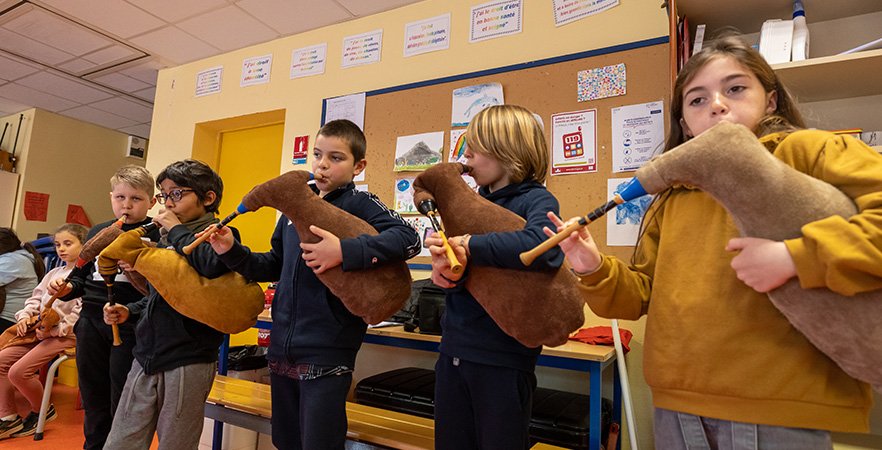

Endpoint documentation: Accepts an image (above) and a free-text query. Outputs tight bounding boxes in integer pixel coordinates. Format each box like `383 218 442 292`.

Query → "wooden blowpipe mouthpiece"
417 199 464 275
519 177 648 266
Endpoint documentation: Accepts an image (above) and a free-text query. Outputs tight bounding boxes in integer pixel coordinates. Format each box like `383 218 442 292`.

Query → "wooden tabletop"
259 310 615 363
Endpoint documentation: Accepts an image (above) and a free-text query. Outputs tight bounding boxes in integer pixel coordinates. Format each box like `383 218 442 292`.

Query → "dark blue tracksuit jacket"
439 180 564 372
218 182 421 368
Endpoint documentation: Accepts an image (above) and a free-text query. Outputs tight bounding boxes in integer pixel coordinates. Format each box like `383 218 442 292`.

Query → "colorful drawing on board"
453 132 467 161
577 63 626 102
451 82 504 127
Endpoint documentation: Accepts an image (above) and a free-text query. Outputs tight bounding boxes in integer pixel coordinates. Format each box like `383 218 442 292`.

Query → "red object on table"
569 326 633 353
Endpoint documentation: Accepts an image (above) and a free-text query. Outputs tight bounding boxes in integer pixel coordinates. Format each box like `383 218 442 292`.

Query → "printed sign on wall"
470 0 522 43
342 30 383 68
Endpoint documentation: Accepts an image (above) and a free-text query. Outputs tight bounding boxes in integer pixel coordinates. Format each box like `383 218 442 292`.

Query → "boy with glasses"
102 159 239 450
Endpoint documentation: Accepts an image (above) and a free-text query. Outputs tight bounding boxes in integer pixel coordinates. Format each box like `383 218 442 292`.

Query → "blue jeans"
654 408 832 450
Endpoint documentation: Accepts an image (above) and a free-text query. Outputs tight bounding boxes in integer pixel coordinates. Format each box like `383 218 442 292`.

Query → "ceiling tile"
236 0 353 35
132 0 228 24
89 97 153 123
16 71 114 103
0 53 40 81
0 83 79 111
0 28 75 65
130 26 219 65
3 4 112 56
40 0 166 39
0 96 29 116
90 72 152 93
83 44 140 66
132 86 157 102
59 105 138 130
334 0 423 17
118 59 166 85
118 123 151 139
177 5 278 52
56 58 100 74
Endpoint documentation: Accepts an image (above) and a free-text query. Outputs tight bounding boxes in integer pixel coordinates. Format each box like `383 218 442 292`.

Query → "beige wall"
146 1 667 448
3 108 147 240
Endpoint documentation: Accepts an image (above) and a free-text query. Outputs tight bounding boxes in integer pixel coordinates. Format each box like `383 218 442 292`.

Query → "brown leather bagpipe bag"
240 170 413 325
635 121 882 391
98 230 265 334
412 163 585 348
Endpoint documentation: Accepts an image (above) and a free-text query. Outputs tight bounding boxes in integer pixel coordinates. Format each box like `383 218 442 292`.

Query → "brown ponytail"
0 228 46 279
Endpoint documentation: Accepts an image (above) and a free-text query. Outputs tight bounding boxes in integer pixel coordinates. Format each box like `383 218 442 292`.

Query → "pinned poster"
342 29 383 68
23 191 49 222
404 14 451 57
451 82 504 127
607 178 652 246
290 43 327 79
241 54 272 87
292 135 309 165
448 130 479 192
324 92 366 130
394 131 444 171
550 109 597 175
404 216 434 257
394 177 418 214
195 66 222 97
578 63 626 102
611 100 665 172
470 0 522 43
66 204 91 227
553 0 619 27
448 129 467 162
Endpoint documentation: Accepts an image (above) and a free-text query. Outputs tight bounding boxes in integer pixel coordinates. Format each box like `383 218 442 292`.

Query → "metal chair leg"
34 354 67 441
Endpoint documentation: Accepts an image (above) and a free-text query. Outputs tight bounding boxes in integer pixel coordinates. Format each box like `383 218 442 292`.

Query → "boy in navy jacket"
210 119 420 450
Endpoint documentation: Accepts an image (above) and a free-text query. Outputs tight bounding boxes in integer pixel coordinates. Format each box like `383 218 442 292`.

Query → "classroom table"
216 310 622 450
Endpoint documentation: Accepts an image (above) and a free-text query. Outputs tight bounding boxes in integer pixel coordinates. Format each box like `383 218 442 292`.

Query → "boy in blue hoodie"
209 119 421 450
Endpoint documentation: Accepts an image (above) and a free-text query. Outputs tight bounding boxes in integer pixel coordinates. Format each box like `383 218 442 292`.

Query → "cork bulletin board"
324 38 670 265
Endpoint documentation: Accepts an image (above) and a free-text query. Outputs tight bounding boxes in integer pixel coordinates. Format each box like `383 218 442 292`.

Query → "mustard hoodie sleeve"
576 199 662 320
778 131 882 295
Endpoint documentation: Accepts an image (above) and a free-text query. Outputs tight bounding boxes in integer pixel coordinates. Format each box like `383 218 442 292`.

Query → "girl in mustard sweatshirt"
548 36 881 448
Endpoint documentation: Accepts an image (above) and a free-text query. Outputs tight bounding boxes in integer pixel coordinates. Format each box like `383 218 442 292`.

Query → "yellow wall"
2 108 147 241
144 1 667 448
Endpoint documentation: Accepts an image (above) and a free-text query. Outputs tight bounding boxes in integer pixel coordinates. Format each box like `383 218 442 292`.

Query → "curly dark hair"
156 159 224 213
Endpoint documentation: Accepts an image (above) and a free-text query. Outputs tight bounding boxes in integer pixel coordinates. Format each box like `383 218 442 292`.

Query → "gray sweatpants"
104 360 216 450
654 407 833 450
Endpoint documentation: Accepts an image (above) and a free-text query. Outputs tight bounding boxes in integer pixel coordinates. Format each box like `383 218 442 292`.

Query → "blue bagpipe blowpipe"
519 177 648 266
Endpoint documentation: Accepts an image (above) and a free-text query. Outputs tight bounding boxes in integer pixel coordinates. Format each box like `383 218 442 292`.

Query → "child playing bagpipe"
546 36 882 447
102 159 238 450
0 223 87 439
424 105 564 450
208 119 421 450
49 164 160 449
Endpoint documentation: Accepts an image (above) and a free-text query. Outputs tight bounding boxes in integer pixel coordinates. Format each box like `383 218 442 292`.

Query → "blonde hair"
466 105 549 184
110 165 154 196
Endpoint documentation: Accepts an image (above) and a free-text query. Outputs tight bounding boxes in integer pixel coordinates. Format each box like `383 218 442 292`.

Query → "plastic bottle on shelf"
792 0 810 61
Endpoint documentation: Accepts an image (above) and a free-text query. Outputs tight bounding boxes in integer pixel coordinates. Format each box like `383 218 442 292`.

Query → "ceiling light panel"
39 0 165 39
16 71 114 103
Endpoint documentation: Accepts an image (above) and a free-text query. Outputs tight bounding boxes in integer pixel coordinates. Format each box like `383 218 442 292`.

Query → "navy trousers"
269 370 352 450
434 353 536 450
